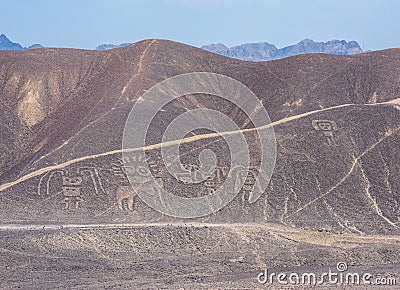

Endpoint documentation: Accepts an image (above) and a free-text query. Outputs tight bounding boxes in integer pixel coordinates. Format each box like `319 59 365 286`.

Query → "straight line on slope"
283 125 400 228
26 40 157 173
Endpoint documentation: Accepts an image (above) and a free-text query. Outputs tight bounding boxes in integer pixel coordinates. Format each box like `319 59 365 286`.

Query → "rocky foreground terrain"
0 39 399 288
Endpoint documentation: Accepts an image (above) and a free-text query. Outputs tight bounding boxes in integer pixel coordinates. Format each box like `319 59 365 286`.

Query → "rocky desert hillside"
0 39 399 288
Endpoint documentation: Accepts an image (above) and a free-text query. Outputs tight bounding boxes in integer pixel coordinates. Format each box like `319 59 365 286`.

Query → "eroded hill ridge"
0 39 399 233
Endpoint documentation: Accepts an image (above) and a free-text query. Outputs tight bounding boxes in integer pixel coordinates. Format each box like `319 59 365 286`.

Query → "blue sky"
1 0 399 50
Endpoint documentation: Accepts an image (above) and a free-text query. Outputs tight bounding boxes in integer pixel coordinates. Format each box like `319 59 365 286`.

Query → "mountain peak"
0 34 24 50
95 43 131 50
300 38 315 43
27 43 44 49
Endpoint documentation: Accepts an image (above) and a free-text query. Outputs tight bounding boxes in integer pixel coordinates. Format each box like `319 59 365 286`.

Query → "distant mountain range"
0 34 43 50
201 39 363 61
0 33 362 61
95 43 131 50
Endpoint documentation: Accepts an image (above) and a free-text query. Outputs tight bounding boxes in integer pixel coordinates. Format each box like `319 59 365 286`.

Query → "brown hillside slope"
0 39 399 288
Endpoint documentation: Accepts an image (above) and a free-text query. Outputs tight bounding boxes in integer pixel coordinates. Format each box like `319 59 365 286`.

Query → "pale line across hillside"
0 99 398 192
